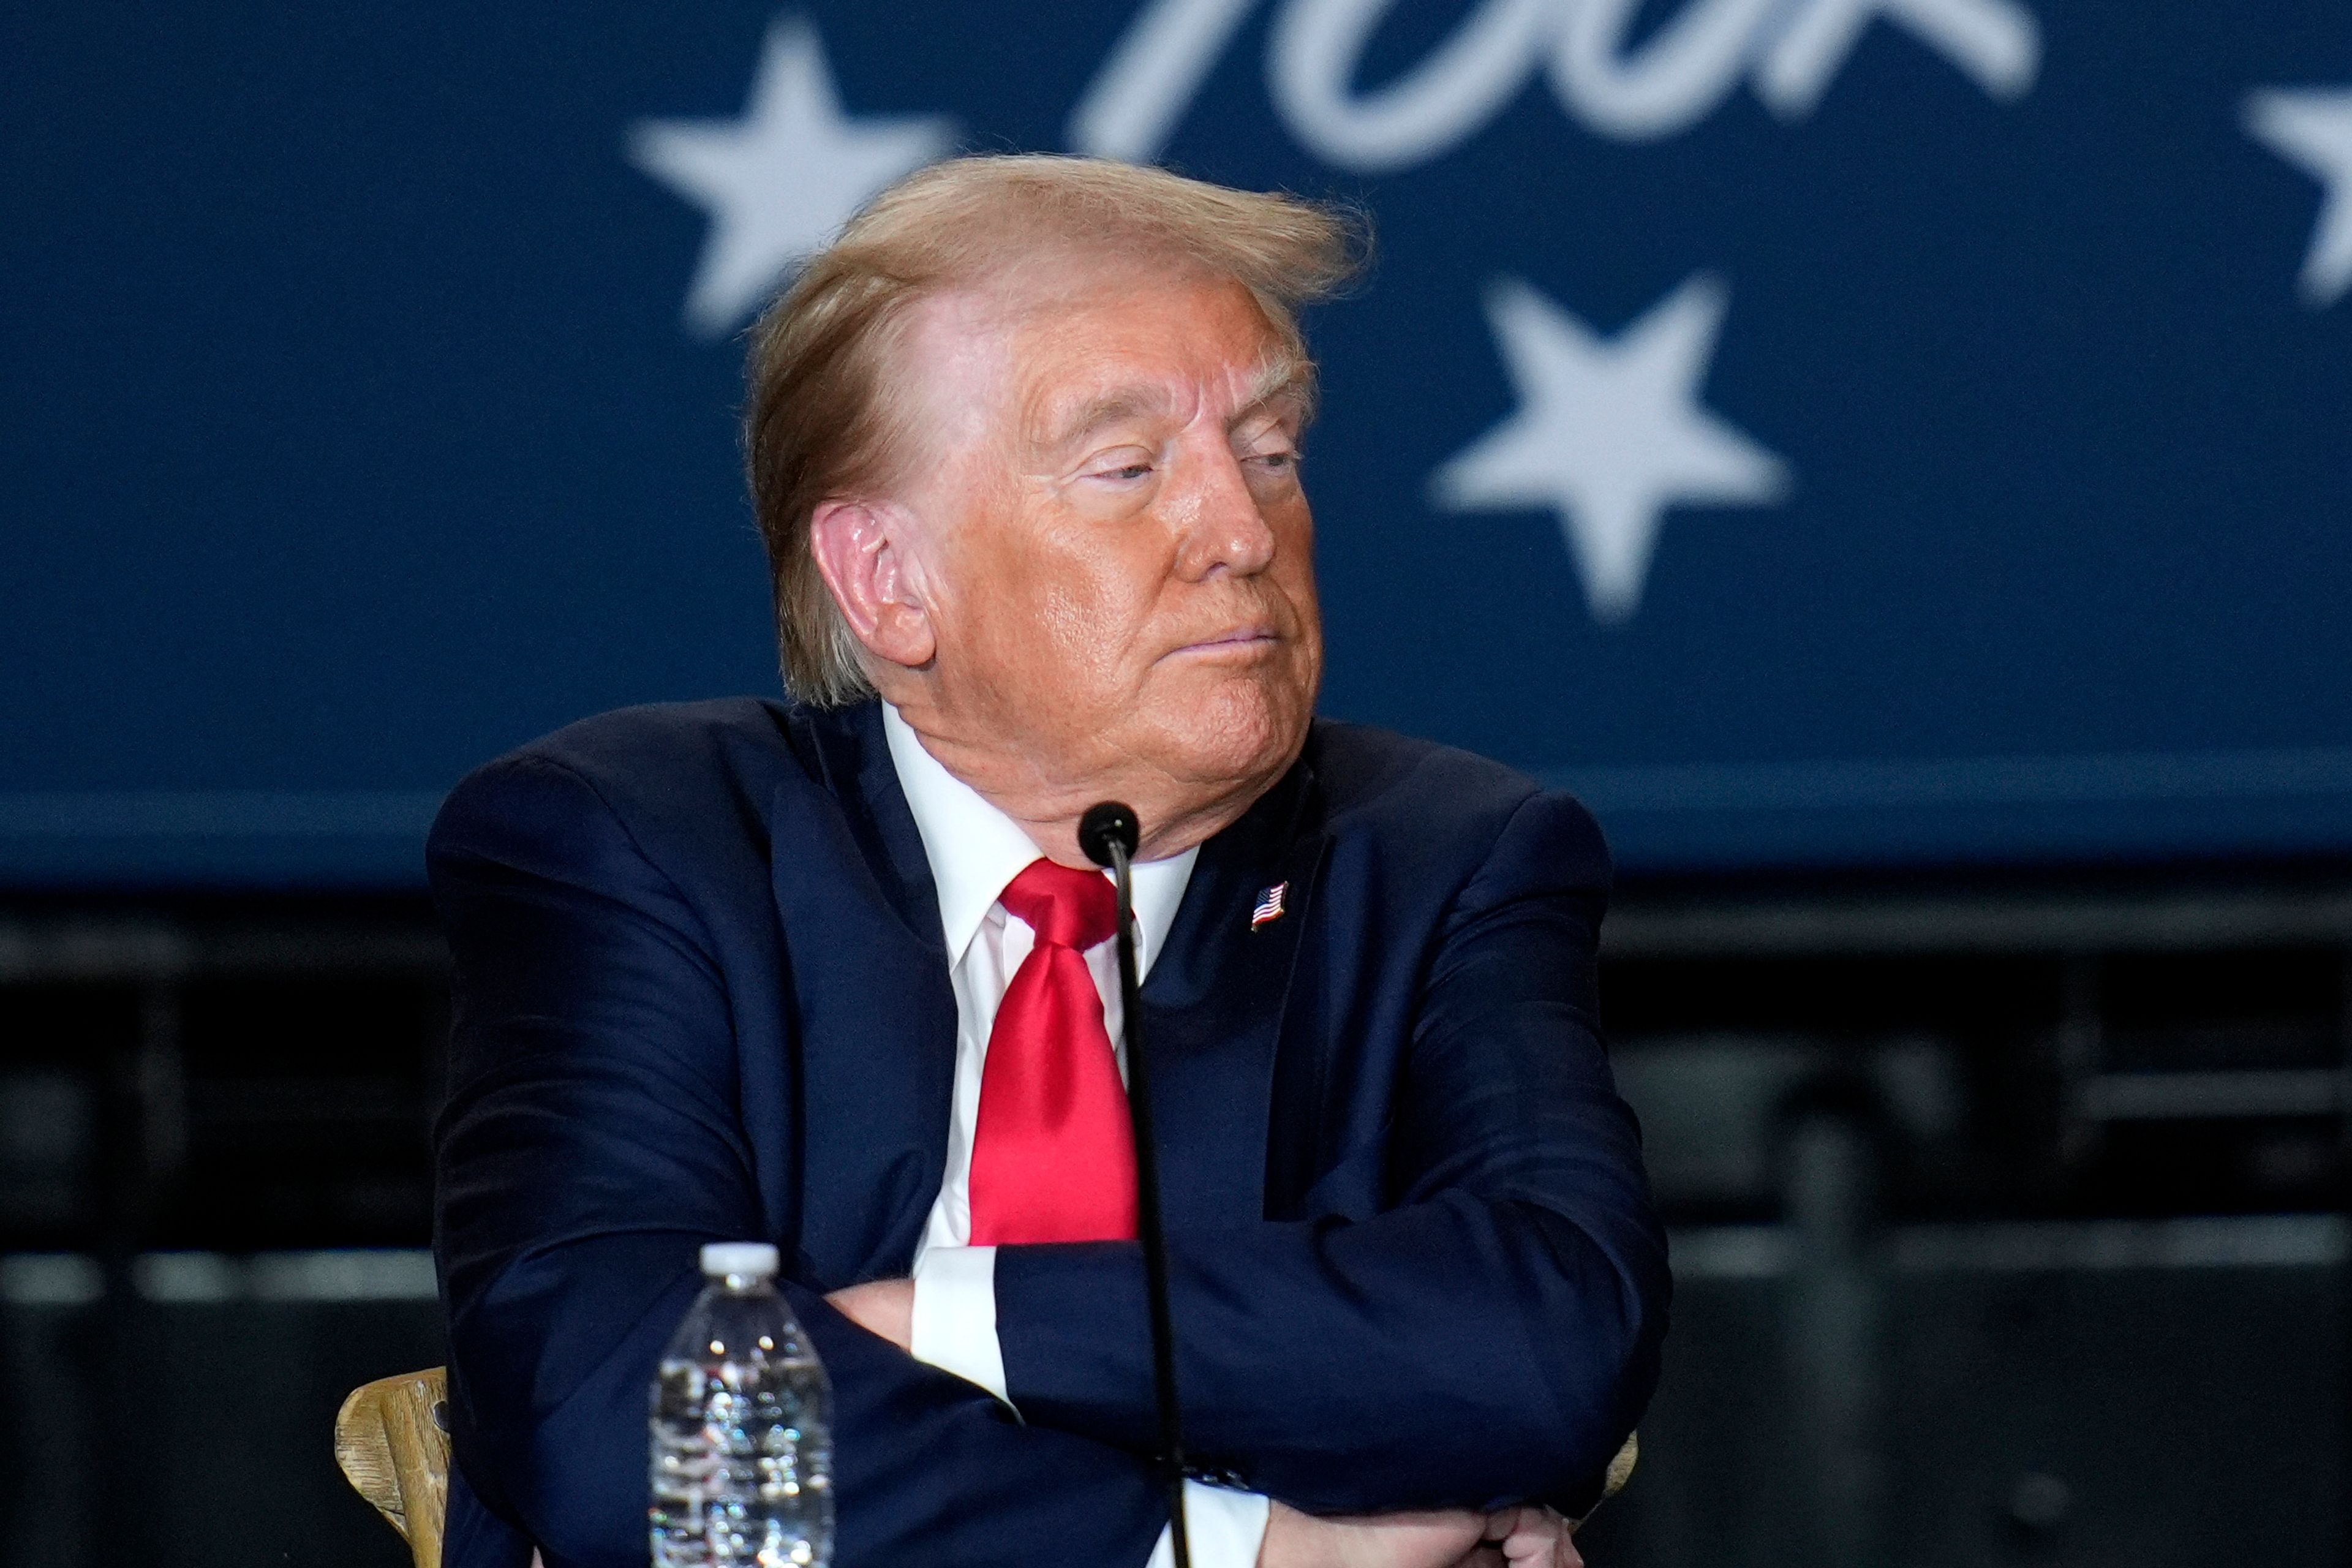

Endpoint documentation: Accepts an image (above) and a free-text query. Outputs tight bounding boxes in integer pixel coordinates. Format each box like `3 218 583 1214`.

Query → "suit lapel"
771 704 1330 1262
772 702 959 1287
1141 752 1328 1229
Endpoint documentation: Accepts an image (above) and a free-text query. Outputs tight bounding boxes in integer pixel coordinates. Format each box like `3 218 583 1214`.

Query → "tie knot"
999 858 1118 951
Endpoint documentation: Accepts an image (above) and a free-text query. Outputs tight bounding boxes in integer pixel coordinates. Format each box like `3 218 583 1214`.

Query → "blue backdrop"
8 0 2352 884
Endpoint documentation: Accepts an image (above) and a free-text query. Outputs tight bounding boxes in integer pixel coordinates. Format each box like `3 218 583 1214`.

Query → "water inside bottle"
651 1352 834 1567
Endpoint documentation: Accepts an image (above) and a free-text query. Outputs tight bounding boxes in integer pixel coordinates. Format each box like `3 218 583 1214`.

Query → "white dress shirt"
883 704 1270 1568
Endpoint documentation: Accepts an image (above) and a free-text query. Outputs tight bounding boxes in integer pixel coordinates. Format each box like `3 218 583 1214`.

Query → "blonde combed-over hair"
742 154 1368 707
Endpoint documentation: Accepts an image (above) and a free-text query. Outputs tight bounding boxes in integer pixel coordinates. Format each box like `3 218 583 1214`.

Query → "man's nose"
1174 448 1277 580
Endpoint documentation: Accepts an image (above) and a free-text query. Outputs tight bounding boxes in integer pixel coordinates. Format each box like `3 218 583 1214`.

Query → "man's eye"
1249 451 1298 472
1088 461 1153 481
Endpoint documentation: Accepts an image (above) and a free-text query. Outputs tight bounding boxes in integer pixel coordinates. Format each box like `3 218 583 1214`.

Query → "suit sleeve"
991 790 1670 1516
429 756 1169 1568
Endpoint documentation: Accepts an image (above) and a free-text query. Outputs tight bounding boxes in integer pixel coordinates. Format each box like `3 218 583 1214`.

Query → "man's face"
880 263 1324 841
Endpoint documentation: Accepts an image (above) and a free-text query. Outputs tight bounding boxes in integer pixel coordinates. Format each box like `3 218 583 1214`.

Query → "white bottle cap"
699 1242 780 1279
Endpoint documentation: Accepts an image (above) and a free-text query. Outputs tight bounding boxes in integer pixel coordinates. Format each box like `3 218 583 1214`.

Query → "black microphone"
1079 801 1191 1568
1076 801 1140 872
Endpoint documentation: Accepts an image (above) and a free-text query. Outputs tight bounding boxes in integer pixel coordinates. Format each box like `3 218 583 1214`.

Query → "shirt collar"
882 702 1197 978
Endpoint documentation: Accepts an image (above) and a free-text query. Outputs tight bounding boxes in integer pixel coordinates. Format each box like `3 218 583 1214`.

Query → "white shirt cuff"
907 1245 1008 1404
1147 1482 1270 1568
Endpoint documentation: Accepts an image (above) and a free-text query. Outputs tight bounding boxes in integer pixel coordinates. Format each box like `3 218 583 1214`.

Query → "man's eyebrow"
1035 386 1171 452
1232 354 1316 428
1034 356 1317 451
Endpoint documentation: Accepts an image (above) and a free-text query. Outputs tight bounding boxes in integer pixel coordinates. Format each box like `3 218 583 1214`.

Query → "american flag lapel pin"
1250 882 1287 930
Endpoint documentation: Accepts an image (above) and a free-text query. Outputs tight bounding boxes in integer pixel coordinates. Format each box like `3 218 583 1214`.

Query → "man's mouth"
1169 625 1280 659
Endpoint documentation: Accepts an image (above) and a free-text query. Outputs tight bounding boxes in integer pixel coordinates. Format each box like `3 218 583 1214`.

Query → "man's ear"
808 498 938 672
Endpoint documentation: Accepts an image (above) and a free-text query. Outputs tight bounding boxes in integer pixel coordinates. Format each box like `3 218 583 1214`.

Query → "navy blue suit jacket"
429 697 1668 1568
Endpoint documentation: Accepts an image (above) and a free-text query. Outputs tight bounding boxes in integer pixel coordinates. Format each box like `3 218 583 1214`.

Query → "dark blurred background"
6 1 2351 1562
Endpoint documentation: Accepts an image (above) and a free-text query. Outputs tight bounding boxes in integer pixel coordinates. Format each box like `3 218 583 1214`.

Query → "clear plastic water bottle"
650 1242 834 1567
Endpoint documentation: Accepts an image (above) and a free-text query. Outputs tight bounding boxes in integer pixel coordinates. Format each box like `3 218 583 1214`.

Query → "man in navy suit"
431 156 1667 1568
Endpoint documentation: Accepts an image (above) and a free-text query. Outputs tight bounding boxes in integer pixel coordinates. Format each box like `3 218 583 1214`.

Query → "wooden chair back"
334 1366 451 1568
1583 1431 1640 1527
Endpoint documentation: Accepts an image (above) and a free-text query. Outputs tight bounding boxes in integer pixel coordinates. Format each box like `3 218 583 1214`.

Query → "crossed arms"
430 756 1667 1568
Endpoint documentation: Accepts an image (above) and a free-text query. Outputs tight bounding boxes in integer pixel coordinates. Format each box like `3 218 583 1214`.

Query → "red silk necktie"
966 858 1138 1245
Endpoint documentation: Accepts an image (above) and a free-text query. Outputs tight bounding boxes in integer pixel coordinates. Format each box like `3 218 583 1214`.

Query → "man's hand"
826 1278 914 1351
1476 1506 1582 1567
1258 1502 1581 1568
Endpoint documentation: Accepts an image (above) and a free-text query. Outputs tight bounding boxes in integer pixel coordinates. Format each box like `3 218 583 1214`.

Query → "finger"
1494 1504 1551 1538
1544 1504 1584 1568
1497 1509 1567 1564
1499 1531 1553 1566
1543 1507 1583 1568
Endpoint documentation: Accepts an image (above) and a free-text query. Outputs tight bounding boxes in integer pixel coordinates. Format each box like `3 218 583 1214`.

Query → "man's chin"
1155 692 1308 790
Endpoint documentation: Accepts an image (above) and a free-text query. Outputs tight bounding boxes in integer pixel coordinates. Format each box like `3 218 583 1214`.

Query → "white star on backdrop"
630 18 959 336
2245 86 2352 307
1429 276 1790 624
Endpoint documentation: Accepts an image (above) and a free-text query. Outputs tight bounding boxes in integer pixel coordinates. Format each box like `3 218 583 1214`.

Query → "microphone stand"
1081 802 1191 1568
